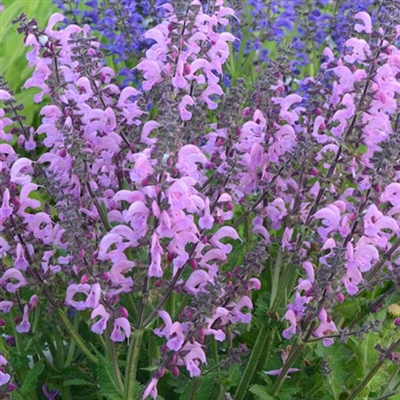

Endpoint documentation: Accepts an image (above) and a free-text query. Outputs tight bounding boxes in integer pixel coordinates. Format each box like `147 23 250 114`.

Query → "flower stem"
57 310 98 365
105 327 124 393
124 329 144 400
233 323 269 400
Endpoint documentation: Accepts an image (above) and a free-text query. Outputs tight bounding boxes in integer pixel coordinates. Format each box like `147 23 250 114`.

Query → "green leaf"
249 384 275 400
334 299 361 320
20 360 44 395
96 353 124 400
63 379 96 387
12 392 24 400
179 376 215 400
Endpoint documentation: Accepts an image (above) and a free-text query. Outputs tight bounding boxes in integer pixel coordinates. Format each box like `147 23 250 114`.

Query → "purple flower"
110 317 131 343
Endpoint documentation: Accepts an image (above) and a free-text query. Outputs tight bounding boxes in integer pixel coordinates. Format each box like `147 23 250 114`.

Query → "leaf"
249 385 275 400
20 360 44 395
96 353 123 400
179 376 215 400
12 392 24 400
63 379 96 387
334 298 361 320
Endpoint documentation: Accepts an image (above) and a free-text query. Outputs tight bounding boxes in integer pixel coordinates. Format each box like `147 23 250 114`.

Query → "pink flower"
296 261 315 292
184 270 213 295
313 309 337 347
354 12 372 34
18 183 41 215
136 60 164 91
110 317 131 342
16 305 30 333
381 183 400 206
210 226 240 254
179 342 207 377
200 84 224 110
313 203 343 239
344 38 371 64
10 158 33 185
84 283 101 309
264 368 299 378
110 260 134 290
149 232 164 277
14 243 29 271
65 284 91 310
143 377 159 400
178 95 195 121
0 90 13 101
272 94 303 124
0 188 12 223
141 121 160 146
90 305 110 335
0 268 27 293
0 301 13 313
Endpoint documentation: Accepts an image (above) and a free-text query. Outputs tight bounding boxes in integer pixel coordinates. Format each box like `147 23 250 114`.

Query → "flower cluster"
2 0 400 399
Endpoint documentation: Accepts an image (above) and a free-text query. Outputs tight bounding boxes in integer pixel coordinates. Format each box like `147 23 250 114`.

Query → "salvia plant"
2 0 400 399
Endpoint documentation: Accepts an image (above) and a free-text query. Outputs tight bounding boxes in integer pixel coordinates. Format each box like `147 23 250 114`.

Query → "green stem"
124 329 144 400
271 341 304 396
57 310 98 364
188 377 201 400
233 324 269 400
270 249 283 309
105 327 124 393
65 313 79 367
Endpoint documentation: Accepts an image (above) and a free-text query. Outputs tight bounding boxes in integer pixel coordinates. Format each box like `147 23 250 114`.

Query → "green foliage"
96 353 124 400
20 360 44 396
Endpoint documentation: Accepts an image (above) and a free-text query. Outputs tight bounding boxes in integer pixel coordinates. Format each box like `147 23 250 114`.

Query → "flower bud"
171 366 180 377
29 295 39 309
119 307 129 318
7 382 16 391
336 293 345 303
188 259 197 270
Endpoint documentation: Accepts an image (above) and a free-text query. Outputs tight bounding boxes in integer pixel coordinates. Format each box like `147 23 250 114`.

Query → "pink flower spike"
354 12 372 34
110 317 131 343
